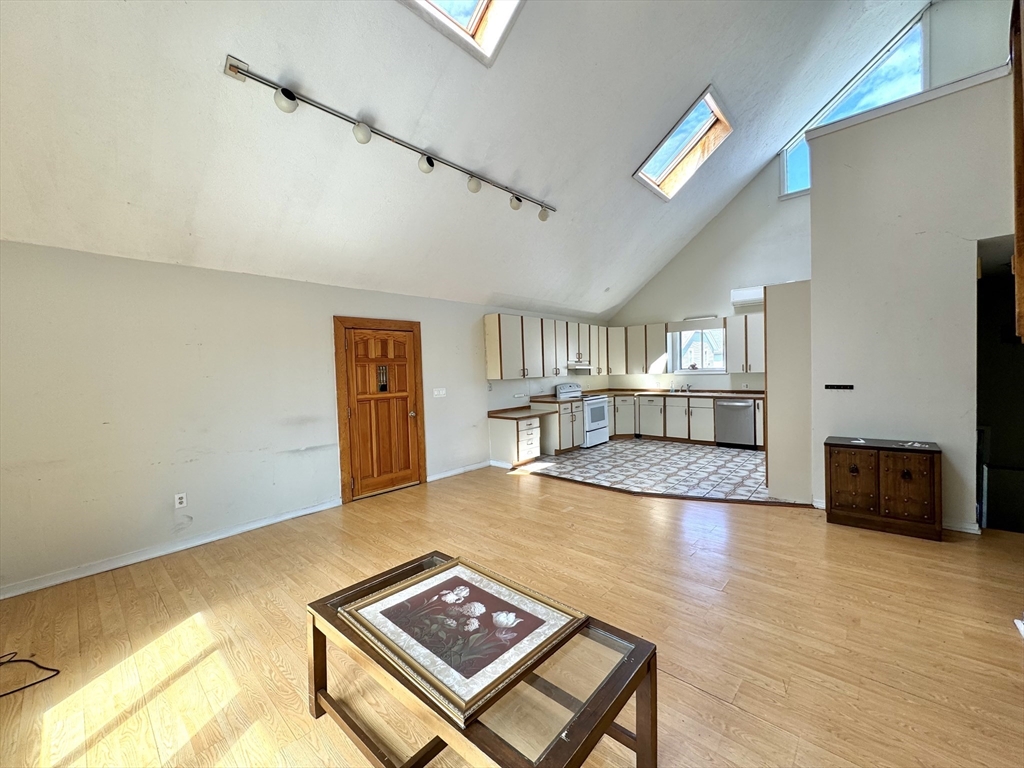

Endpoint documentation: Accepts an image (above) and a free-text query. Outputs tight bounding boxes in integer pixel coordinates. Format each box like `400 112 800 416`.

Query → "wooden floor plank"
0 467 1021 768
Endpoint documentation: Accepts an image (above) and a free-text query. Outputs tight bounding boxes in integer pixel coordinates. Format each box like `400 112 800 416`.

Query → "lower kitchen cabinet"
689 398 715 442
614 396 635 435
755 399 764 447
547 401 584 451
666 398 689 439
638 396 664 437
488 415 541 467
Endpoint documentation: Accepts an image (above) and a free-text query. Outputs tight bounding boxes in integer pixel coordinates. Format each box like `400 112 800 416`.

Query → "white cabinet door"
579 323 591 363
746 313 765 373
559 411 574 450
725 315 747 373
572 412 585 446
553 320 568 376
541 318 557 377
626 325 646 374
689 399 715 441
522 316 543 379
665 400 689 439
484 313 501 379
567 322 579 364
614 397 635 435
755 398 764 447
499 314 524 379
639 405 664 437
589 325 600 368
607 327 626 376
646 323 668 373
597 327 608 375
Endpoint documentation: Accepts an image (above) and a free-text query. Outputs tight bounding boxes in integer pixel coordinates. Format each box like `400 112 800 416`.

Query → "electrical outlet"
174 492 187 509
433 387 446 398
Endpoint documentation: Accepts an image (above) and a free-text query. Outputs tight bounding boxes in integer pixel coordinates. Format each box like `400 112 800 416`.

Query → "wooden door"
522 316 543 378
335 318 425 503
880 451 935 522
828 448 878 515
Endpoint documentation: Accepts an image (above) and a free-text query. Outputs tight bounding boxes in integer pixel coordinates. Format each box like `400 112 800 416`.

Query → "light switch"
433 388 446 398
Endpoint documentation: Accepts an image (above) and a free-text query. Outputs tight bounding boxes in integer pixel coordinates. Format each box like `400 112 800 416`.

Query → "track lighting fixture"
274 87 298 113
352 122 372 144
225 55 556 218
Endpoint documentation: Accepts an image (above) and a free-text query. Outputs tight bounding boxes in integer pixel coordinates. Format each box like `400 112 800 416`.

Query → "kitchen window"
634 87 733 201
400 0 523 67
667 326 725 373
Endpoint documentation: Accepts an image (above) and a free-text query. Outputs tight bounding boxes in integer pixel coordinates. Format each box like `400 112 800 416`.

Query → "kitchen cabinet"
726 313 765 374
556 401 585 449
638 396 664 437
542 318 569 377
522 315 543 379
646 323 668 373
579 323 591 363
567 322 579 365
755 399 764 447
626 325 646 374
607 327 626 375
488 414 541 467
665 398 689 439
590 326 601 371
614 396 635 435
689 397 715 442
483 313 525 380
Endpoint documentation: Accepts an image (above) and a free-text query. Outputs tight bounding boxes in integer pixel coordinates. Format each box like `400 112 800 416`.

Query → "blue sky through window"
642 99 715 181
430 0 484 30
784 22 923 193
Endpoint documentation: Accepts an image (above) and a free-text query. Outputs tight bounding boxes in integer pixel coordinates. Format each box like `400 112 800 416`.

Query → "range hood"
567 362 594 373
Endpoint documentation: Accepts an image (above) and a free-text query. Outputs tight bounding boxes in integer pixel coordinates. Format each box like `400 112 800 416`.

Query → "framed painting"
334 557 587 727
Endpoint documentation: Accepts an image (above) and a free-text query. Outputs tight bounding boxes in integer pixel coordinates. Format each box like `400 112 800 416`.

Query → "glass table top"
476 626 634 765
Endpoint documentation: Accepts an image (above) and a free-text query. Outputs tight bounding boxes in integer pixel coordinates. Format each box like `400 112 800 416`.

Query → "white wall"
808 75 1013 532
928 0 1012 88
765 281 812 504
0 241 590 595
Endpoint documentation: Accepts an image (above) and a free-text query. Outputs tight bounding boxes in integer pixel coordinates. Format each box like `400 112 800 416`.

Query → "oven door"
584 398 609 431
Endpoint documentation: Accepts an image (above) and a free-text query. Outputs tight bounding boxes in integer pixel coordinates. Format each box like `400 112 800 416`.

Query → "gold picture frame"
332 557 587 727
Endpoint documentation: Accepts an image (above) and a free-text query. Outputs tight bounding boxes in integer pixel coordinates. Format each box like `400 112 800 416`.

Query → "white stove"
554 384 608 447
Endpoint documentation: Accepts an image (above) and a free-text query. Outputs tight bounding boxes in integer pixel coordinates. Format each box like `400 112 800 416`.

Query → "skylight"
401 0 522 67
782 20 925 195
634 88 732 201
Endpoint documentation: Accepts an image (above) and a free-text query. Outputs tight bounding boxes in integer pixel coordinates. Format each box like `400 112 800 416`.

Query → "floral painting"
380 575 545 679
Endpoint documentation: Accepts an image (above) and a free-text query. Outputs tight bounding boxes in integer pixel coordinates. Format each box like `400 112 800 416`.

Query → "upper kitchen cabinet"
542 318 568 377
646 323 668 373
607 327 626 375
626 325 646 374
567 322 579 364
590 326 601 371
579 323 591 363
596 327 608 375
522 315 543 378
726 313 765 374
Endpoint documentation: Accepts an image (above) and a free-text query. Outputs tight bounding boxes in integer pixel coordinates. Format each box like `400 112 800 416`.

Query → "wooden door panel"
342 324 423 499
880 452 934 522
829 448 878 515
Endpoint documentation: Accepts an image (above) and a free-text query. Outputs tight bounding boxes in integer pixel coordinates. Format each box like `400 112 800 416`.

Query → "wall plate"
224 55 249 81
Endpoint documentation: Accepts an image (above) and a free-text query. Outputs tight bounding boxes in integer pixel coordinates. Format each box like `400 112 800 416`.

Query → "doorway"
976 235 1024 533
334 317 426 503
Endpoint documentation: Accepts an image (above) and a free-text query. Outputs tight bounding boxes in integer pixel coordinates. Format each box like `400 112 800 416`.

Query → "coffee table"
307 551 658 768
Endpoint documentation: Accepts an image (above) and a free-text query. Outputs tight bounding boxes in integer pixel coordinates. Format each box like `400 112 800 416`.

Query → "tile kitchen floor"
523 438 778 502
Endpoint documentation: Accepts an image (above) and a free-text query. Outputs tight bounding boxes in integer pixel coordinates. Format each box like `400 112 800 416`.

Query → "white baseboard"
426 461 491 482
812 498 826 510
489 460 513 470
943 522 981 535
0 497 342 599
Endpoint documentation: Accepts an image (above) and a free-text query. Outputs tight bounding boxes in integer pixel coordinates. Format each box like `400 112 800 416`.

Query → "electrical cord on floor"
0 651 60 697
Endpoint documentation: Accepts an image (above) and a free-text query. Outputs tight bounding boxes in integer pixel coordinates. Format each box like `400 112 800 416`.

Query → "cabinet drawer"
572 401 583 413
517 417 540 432
829 448 879 514
689 397 714 409
518 442 540 461
615 396 635 406
518 428 538 442
639 396 664 406
666 397 688 408
880 452 935 522
558 403 573 414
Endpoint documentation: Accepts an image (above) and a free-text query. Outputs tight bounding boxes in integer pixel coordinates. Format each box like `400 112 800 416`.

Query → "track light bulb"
467 176 482 193
274 87 298 113
538 207 550 222
418 154 435 174
510 195 523 211
352 122 372 144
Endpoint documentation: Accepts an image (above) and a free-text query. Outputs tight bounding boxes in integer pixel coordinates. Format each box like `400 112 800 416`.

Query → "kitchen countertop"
529 388 765 403
487 407 545 421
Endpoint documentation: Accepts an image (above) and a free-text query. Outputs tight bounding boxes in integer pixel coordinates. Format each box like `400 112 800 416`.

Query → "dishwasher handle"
716 400 754 407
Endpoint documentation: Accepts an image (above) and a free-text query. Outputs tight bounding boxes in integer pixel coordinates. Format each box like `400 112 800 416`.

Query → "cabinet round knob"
900 469 912 481
849 464 859 475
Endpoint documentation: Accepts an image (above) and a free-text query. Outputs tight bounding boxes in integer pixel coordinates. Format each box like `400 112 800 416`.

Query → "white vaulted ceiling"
0 0 925 318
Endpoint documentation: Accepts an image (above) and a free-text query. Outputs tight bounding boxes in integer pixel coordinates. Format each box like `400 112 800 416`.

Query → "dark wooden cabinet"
825 437 942 540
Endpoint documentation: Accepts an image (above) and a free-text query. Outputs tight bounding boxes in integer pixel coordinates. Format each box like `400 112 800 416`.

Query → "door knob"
409 411 416 417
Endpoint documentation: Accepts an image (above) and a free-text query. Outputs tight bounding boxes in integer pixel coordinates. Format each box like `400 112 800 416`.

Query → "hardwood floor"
1 466 1022 767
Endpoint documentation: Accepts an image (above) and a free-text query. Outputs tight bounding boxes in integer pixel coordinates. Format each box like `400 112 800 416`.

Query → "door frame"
333 316 427 504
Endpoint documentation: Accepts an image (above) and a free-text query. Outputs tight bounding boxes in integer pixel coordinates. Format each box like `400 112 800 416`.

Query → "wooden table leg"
636 652 657 768
308 612 327 718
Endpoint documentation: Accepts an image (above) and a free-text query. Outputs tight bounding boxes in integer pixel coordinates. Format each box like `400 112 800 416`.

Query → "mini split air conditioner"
730 286 764 307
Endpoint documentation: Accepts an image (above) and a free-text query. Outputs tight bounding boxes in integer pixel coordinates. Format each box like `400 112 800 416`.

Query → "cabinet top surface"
488 407 545 421
529 388 765 403
825 436 941 453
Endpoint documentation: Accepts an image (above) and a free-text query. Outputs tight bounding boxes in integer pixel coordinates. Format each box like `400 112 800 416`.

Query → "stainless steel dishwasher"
715 399 755 447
